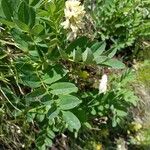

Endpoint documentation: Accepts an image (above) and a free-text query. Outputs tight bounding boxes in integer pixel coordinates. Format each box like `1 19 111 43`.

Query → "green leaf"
18 1 29 24
45 137 52 147
36 114 45 122
84 122 92 129
62 111 81 131
10 28 32 52
116 110 127 117
108 47 118 58
30 0 41 6
46 128 55 139
0 18 15 27
27 112 36 122
94 56 108 64
17 1 35 27
31 24 44 35
82 48 94 64
48 1 56 15
48 109 60 120
20 73 41 88
102 59 125 69
0 52 7 59
14 19 29 32
0 0 5 18
37 145 45 150
25 88 45 102
66 36 89 54
42 65 67 85
72 48 82 62
91 41 106 57
112 117 117 127
58 95 81 110
49 82 78 95
28 6 36 28
36 131 53 149
1 0 13 20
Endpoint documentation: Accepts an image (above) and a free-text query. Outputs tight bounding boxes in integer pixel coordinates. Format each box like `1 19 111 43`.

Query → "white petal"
61 20 70 29
99 74 108 94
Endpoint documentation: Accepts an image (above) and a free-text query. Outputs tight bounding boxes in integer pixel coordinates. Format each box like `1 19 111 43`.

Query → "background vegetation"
0 0 150 149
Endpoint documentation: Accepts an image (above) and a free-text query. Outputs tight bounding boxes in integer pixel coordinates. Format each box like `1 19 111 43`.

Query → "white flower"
17 129 21 134
99 74 108 94
22 144 25 148
61 0 85 39
61 19 70 29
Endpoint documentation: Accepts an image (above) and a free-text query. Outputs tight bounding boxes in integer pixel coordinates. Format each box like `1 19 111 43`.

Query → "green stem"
0 86 21 112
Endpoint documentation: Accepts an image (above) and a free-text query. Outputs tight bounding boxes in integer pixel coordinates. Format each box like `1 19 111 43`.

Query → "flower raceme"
99 74 108 94
61 0 85 40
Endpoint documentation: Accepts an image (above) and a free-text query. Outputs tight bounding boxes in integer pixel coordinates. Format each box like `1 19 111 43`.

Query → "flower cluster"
61 0 85 40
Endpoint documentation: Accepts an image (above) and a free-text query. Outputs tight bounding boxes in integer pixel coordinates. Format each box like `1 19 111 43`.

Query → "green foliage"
0 0 141 149
86 0 150 50
79 70 138 128
67 38 125 69
137 60 150 88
